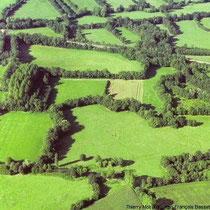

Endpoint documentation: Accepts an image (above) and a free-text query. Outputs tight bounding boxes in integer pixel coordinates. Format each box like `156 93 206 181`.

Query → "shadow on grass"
57 109 84 162
19 44 35 63
155 197 175 210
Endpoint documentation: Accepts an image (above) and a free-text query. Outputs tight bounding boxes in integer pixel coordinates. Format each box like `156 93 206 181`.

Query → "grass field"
0 175 93 210
54 79 107 104
108 80 143 101
71 0 100 11
30 45 144 73
145 0 167 8
76 16 107 25
152 181 210 206
0 111 53 162
112 11 164 20
175 20 210 49
59 105 210 177
106 0 135 10
186 55 210 63
0 0 16 18
143 67 175 112
88 186 141 210
170 3 210 15
12 0 61 19
201 17 210 29
116 27 140 46
82 28 123 45
8 27 63 38
156 24 170 34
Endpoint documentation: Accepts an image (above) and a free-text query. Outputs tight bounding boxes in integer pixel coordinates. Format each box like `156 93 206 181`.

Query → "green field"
108 79 143 101
112 11 164 20
106 0 135 10
170 3 210 15
82 28 123 45
152 181 210 206
0 111 53 162
186 55 210 63
88 186 141 210
76 16 107 25
12 0 61 19
117 27 140 46
0 0 16 18
0 175 93 210
143 67 175 112
30 45 144 73
175 20 210 49
145 0 167 8
71 0 100 11
156 24 170 34
8 27 63 38
59 105 210 177
54 79 107 104
201 17 210 29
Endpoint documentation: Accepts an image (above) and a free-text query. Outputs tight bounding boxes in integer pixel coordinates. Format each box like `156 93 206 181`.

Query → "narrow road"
189 59 210 65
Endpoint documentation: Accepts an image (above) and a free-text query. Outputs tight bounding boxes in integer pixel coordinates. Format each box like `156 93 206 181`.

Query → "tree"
55 153 59 168
80 154 86 161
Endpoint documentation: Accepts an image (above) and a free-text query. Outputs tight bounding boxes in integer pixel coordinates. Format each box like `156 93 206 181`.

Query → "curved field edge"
30 45 144 73
0 111 53 162
152 181 210 206
59 105 210 177
0 174 93 210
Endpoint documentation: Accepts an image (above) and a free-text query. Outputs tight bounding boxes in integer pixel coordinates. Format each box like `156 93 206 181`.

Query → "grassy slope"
170 3 210 15
59 105 209 177
117 27 140 47
0 112 53 162
87 186 141 210
175 20 210 49
76 16 107 25
145 0 167 8
143 67 175 112
0 0 16 18
71 0 100 10
156 24 170 34
0 175 93 210
30 45 144 73
55 79 107 104
106 0 135 10
201 17 210 29
108 79 143 101
12 0 61 19
186 55 210 63
82 28 123 45
152 181 210 206
112 11 164 20
8 27 63 38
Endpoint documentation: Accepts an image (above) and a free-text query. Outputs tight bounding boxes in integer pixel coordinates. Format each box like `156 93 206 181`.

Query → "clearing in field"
201 17 210 29
112 11 164 20
0 111 53 162
82 28 122 45
54 79 107 104
0 0 16 18
87 186 141 210
8 27 63 38
145 0 167 8
0 175 93 210
175 20 210 49
59 105 210 177
143 67 175 112
116 27 140 46
170 3 210 16
76 16 107 25
152 181 210 206
30 45 144 73
12 0 61 20
108 80 143 101
186 55 210 64
71 0 100 11
106 0 135 10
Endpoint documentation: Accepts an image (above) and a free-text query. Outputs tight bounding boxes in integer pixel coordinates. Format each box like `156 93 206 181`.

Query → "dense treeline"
176 46 210 55
162 17 181 35
3 64 52 112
